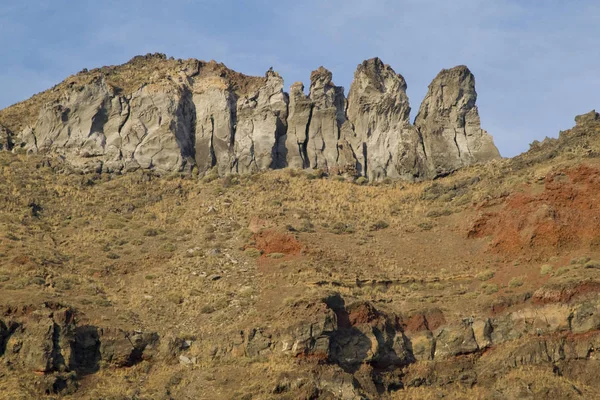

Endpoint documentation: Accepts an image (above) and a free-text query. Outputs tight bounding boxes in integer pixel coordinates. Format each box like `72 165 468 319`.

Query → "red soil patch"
347 302 381 326
295 351 329 362
470 165 600 256
253 229 303 256
402 309 446 333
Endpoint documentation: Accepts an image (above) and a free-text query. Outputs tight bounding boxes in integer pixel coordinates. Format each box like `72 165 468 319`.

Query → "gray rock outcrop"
347 58 427 180
284 82 312 169
415 65 501 177
233 68 288 173
18 72 196 173
284 69 357 175
0 54 501 180
306 67 352 172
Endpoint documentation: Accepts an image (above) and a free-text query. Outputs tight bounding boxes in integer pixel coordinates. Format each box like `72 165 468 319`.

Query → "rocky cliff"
0 53 501 180
415 66 501 177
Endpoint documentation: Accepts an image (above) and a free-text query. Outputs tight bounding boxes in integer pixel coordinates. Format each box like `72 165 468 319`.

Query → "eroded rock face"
19 76 196 174
213 291 600 396
0 304 160 396
1 54 501 180
415 65 500 177
347 58 426 180
284 82 312 169
234 69 289 173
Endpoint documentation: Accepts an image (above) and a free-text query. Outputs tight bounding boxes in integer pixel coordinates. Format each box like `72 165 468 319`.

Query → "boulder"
2 307 76 374
570 301 600 333
282 303 337 359
98 328 159 367
472 318 493 349
433 320 479 359
406 330 435 361
244 328 273 357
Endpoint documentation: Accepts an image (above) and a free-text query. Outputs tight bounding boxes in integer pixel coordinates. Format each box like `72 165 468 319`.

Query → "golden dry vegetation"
1 124 600 398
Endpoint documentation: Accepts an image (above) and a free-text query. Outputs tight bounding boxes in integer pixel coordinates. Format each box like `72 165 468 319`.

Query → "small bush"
268 253 285 259
417 222 433 231
30 277 45 286
244 248 262 258
54 278 72 291
540 264 553 275
299 220 315 233
476 270 495 281
104 219 125 229
508 277 524 288
167 293 184 304
143 228 159 237
355 177 368 185
481 283 499 295
222 175 239 188
313 169 326 179
201 169 219 183
571 256 591 265
369 220 389 231
161 243 177 252
426 209 453 218
554 267 570 276
332 222 354 235
427 282 445 290
200 304 216 314
584 260 600 269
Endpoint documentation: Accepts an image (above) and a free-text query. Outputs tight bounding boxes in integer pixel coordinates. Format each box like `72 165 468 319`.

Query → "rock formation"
0 53 501 180
284 82 312 169
346 58 427 180
233 69 288 173
0 123 12 151
415 65 501 177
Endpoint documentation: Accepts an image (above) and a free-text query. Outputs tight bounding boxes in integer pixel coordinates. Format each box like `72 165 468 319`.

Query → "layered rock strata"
0 53 501 180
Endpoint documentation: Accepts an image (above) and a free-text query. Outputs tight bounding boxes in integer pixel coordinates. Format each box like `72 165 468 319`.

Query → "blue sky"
1 0 598 157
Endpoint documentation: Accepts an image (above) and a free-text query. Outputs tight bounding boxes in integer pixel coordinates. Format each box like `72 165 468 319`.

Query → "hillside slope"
0 111 598 398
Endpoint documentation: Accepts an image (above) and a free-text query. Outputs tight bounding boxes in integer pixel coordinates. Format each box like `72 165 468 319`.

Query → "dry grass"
2 139 600 398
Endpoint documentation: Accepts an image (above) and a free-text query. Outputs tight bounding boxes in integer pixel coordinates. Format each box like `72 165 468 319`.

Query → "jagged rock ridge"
0 53 501 180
